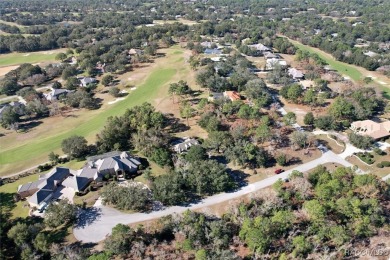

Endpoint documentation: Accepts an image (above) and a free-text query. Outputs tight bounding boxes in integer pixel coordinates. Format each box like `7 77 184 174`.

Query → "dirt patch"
0 65 19 77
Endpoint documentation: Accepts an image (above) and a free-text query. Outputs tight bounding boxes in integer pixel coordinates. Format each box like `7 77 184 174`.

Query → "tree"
0 106 20 129
283 112 296 125
61 66 78 80
61 135 89 159
109 86 120 97
304 112 315 126
55 53 67 62
65 76 80 90
100 182 151 211
25 100 49 118
150 147 172 166
33 233 51 252
185 145 207 163
44 199 78 228
290 131 308 149
48 151 60 164
276 154 288 166
348 133 374 149
292 235 312 257
180 102 195 126
255 123 272 143
104 224 136 256
152 172 186 205
52 81 62 89
101 74 114 86
186 160 234 196
0 79 19 96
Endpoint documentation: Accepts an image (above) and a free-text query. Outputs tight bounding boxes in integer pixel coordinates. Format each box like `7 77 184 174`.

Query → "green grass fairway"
0 51 62 67
0 67 176 176
291 41 363 81
290 39 390 99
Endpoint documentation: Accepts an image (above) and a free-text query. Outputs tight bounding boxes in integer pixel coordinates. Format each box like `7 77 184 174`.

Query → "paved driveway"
73 150 355 243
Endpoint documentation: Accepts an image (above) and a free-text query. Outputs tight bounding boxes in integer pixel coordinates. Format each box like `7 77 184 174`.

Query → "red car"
275 169 284 174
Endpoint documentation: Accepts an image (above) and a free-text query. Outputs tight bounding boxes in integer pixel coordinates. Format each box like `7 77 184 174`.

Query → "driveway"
73 150 355 243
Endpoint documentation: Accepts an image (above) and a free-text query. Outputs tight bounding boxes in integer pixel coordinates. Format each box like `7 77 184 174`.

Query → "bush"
355 152 375 165
381 161 390 167
373 148 386 156
377 163 384 168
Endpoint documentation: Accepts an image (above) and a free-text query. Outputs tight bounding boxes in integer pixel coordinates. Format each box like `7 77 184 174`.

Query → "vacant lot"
0 46 190 176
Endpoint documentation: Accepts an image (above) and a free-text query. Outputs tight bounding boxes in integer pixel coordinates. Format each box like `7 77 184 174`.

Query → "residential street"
73 150 356 243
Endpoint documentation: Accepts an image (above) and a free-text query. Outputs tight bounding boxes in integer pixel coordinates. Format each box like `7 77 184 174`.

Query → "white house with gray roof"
43 87 72 101
18 167 72 209
172 137 199 153
17 152 141 208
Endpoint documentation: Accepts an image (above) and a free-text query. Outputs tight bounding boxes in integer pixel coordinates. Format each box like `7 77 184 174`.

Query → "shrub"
381 161 390 167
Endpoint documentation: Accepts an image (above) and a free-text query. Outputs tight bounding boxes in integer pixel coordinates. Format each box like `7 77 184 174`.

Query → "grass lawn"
0 49 65 67
0 173 40 218
0 49 182 176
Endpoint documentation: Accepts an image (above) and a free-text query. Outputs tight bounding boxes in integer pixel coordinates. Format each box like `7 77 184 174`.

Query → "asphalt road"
73 150 355 243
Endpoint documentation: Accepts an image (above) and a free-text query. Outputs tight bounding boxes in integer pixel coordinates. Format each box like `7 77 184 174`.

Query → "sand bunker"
108 97 125 105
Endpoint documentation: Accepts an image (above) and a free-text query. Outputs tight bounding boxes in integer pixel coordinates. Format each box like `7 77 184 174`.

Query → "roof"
266 58 288 69
351 120 390 140
62 175 90 192
264 52 279 59
288 68 304 79
173 138 199 153
200 41 213 48
224 91 241 101
78 167 98 179
204 48 222 55
18 179 45 193
248 43 271 52
80 77 96 86
39 167 70 183
89 151 141 173
27 189 54 207
44 88 71 101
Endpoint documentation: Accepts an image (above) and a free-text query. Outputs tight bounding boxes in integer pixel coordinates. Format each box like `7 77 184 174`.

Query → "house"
264 52 280 60
223 91 241 102
18 167 72 209
128 48 144 56
288 68 304 80
248 43 271 52
266 58 288 70
17 152 142 209
350 120 390 140
79 77 96 87
200 41 213 48
363 51 378 58
0 101 25 119
208 92 224 102
204 48 222 55
86 151 141 177
43 87 71 101
172 138 199 153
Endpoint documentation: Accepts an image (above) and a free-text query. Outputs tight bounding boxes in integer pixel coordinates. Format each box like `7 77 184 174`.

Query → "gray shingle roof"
62 176 90 192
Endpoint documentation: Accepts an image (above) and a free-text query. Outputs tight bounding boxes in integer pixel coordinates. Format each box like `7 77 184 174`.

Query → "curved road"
74 150 355 243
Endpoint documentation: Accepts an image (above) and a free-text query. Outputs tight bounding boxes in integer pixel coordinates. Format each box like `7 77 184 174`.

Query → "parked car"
275 169 284 174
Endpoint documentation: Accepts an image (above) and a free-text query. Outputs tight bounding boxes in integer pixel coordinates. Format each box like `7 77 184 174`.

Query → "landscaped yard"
0 46 189 176
315 134 345 154
0 173 40 218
